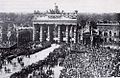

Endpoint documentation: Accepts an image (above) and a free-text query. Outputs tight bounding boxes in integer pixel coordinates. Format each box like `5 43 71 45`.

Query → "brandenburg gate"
32 5 78 43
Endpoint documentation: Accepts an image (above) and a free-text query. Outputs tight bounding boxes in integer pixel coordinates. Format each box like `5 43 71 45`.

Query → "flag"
13 24 16 31
7 31 11 39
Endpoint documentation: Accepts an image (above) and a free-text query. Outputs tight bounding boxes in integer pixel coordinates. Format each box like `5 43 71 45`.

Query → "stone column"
47 25 50 41
47 25 53 42
58 25 62 43
70 26 73 43
74 26 77 43
77 29 80 43
33 24 35 41
39 25 44 42
66 25 70 43
102 32 104 37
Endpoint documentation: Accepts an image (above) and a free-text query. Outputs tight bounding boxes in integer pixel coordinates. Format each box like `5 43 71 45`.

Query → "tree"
90 21 97 29
80 20 86 28
75 10 78 14
116 13 120 22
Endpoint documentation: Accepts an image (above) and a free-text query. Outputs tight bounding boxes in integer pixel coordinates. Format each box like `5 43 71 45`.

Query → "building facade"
16 26 33 45
32 5 79 43
97 22 120 45
0 21 16 48
0 21 3 42
32 5 120 45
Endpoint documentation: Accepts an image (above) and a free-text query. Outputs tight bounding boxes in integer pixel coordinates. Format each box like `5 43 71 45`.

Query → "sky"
0 0 120 13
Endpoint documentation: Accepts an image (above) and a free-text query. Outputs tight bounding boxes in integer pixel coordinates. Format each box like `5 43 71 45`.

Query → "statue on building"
49 3 61 14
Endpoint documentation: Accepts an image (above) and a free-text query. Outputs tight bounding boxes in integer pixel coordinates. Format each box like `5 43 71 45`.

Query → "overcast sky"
0 0 120 13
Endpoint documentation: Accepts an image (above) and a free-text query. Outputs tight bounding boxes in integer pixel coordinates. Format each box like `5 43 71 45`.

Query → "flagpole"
17 28 18 48
70 26 72 50
90 21 93 47
7 31 10 48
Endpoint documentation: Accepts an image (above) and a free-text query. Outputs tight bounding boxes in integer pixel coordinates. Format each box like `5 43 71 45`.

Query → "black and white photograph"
0 0 120 78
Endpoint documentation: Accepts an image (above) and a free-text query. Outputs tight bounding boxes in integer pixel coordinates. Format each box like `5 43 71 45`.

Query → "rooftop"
33 4 77 25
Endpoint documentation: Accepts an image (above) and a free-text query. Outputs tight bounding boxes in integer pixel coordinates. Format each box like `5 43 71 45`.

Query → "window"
119 32 120 38
104 38 107 42
114 33 116 37
109 31 112 36
109 38 112 42
99 31 102 35
104 32 108 36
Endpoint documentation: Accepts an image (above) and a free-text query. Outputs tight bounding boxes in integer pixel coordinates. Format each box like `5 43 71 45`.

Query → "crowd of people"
60 43 120 78
0 41 51 77
10 43 69 78
4 42 120 78
0 44 31 72
0 55 25 75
